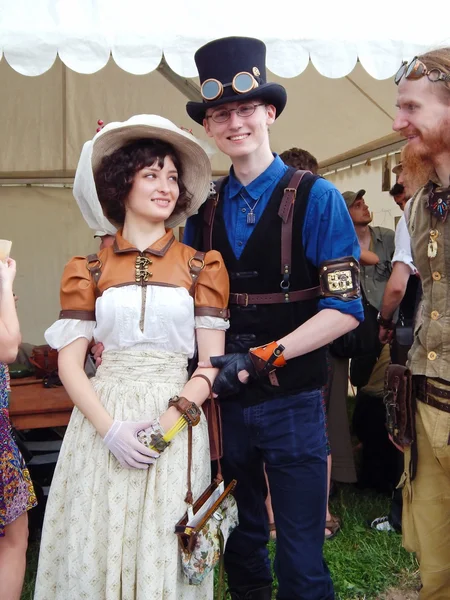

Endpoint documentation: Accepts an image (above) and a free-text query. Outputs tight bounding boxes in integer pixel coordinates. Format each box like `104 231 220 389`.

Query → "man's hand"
199 353 256 397
91 342 105 367
379 326 394 345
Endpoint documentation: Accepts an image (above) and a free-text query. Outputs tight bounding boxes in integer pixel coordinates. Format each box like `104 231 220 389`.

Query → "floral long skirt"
34 350 212 600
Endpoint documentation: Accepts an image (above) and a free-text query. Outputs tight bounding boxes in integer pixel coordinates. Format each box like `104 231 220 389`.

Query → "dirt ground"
381 588 419 600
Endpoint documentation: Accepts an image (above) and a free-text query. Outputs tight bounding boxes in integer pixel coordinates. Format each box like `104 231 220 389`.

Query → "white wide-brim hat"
74 114 213 231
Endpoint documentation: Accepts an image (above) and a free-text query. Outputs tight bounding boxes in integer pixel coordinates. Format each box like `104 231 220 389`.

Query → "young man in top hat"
184 36 364 600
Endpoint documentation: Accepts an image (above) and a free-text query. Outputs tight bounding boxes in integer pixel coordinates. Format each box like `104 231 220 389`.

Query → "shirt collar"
369 226 383 243
114 229 175 256
227 154 288 201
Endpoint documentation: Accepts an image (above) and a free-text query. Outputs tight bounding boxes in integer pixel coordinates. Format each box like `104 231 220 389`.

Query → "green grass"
22 485 419 600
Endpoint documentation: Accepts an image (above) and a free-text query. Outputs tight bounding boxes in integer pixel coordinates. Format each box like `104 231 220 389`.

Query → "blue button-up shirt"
184 154 364 320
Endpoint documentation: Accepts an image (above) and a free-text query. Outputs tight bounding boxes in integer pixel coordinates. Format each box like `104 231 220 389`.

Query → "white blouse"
45 284 229 357
392 214 417 274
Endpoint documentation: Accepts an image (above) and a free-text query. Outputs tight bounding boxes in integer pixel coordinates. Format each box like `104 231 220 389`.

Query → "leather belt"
229 286 321 306
415 378 450 413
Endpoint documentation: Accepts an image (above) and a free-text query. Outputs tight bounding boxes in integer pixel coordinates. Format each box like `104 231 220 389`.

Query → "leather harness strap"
203 177 226 252
229 287 321 306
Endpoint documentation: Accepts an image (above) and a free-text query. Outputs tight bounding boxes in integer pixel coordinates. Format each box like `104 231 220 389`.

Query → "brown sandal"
325 515 341 540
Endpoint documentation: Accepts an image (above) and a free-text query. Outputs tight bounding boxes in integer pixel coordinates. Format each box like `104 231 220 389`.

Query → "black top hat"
186 37 287 125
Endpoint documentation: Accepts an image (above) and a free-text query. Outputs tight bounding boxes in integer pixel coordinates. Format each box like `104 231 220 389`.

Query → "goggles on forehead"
395 57 450 86
201 72 259 101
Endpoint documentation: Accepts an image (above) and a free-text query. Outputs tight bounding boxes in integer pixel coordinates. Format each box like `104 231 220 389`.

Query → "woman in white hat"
34 115 230 600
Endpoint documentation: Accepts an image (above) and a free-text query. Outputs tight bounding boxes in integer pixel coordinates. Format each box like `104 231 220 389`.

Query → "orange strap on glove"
249 341 286 376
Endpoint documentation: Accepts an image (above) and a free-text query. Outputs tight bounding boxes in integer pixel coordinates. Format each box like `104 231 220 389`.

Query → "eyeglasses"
395 57 450 85
201 72 259 101
206 103 265 123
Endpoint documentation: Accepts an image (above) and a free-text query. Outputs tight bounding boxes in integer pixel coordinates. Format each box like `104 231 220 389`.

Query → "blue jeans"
221 389 334 600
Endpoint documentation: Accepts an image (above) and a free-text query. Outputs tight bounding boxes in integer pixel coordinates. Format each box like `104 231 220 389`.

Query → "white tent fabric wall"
0 57 399 175
0 186 97 344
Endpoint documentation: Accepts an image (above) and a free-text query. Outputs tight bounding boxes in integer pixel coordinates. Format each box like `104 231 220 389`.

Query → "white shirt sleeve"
392 214 417 274
195 316 230 331
45 319 96 351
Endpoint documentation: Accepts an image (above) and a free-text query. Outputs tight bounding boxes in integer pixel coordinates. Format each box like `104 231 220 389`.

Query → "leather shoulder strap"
86 253 103 298
278 169 310 286
203 177 226 251
188 250 206 295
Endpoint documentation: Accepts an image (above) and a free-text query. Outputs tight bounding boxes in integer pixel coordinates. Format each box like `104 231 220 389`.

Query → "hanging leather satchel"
29 344 59 379
175 374 238 593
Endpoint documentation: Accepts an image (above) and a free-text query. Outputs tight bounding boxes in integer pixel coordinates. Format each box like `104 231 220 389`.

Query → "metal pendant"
247 211 256 225
428 229 438 259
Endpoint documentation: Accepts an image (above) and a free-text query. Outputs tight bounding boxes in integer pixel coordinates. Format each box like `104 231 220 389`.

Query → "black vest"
201 167 327 405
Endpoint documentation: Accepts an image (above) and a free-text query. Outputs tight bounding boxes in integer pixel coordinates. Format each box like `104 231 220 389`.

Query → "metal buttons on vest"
428 351 437 361
432 271 442 281
431 311 440 320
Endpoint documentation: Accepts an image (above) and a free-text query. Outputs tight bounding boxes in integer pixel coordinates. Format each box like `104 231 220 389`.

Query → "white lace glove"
103 420 160 469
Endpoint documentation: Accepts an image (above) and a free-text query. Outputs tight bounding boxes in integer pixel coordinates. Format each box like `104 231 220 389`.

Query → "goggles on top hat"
395 57 450 85
201 71 260 101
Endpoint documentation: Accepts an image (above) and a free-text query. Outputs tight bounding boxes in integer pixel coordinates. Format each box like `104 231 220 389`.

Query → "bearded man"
393 49 450 599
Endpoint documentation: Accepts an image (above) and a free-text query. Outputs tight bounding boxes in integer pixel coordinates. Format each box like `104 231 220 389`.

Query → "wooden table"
9 377 73 430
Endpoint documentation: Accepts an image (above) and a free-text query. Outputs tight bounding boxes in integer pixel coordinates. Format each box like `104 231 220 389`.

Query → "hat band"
201 72 259 101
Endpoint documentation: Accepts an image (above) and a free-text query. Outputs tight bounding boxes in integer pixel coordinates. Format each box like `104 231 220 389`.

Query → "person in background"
389 182 409 211
279 147 319 174
342 190 395 492
0 257 37 600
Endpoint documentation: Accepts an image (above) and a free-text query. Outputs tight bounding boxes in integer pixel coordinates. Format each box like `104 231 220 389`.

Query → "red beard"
402 143 435 192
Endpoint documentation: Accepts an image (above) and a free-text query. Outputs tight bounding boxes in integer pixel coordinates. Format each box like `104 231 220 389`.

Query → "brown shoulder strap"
203 177 226 251
278 170 310 295
188 250 206 295
86 253 103 298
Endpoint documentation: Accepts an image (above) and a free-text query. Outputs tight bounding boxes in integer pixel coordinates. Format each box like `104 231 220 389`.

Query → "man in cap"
392 48 450 598
183 36 363 600
341 190 395 492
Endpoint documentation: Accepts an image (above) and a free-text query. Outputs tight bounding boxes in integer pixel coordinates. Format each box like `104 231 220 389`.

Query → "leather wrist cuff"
168 396 201 426
377 312 395 329
249 341 286 377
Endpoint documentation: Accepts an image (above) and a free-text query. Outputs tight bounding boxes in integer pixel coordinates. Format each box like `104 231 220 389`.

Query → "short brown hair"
94 139 192 227
279 148 319 174
418 48 450 104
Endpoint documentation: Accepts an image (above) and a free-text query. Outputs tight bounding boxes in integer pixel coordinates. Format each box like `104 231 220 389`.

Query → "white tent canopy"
1 0 450 79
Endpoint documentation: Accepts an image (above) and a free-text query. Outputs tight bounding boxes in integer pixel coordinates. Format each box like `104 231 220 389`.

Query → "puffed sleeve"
194 250 230 331
44 257 96 350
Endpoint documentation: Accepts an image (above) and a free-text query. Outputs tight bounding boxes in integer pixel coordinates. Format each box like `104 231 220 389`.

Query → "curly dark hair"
279 147 319 174
94 139 192 227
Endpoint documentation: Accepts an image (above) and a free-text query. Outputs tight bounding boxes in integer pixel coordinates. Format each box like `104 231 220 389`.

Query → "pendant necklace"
240 193 261 225
427 181 450 223
426 180 450 259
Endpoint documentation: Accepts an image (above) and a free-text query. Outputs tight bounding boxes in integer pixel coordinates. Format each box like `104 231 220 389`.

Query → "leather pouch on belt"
383 364 416 446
